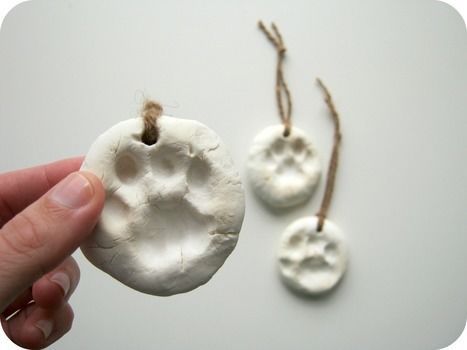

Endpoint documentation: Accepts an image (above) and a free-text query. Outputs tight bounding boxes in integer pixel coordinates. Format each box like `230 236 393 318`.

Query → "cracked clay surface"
81 116 245 296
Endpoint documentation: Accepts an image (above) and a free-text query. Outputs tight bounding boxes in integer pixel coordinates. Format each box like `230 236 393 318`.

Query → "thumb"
0 171 104 311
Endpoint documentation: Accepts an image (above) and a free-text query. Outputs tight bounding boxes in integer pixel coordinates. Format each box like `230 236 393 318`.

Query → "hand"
0 158 104 349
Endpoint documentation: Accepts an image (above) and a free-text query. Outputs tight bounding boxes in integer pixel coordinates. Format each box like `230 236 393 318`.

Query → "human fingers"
1 288 32 319
2 301 74 349
0 171 104 312
1 257 80 348
0 157 84 228
1 257 79 323
32 256 80 310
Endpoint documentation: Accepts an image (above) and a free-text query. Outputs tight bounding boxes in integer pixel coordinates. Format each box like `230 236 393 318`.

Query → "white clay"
81 116 245 296
278 216 348 295
247 125 321 208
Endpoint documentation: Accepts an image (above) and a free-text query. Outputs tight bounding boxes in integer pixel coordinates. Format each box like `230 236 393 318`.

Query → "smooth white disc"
278 216 348 295
81 116 245 296
247 125 321 208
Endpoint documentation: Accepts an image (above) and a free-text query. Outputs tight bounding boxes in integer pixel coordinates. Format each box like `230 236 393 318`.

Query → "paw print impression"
81 116 245 296
248 125 321 208
278 216 348 295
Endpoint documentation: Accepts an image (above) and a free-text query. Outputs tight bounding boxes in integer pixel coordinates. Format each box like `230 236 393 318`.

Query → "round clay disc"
278 216 348 295
81 116 245 296
247 125 321 208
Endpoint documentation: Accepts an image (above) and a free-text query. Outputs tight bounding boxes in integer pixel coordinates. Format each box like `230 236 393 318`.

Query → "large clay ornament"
278 216 347 295
81 116 245 296
247 125 320 207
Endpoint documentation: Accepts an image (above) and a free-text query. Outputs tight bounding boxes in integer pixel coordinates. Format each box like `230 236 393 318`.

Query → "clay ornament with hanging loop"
278 79 348 295
80 100 245 296
247 21 321 208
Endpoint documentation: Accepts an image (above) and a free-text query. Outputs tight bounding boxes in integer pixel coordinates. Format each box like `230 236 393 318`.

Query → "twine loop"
258 21 293 137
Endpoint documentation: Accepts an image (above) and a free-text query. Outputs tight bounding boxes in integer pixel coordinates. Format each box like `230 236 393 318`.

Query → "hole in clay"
115 153 140 183
140 100 162 145
187 157 211 188
141 129 159 146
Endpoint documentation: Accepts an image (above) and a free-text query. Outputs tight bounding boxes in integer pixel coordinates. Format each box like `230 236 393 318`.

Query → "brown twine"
141 100 163 145
258 21 293 137
315 78 342 232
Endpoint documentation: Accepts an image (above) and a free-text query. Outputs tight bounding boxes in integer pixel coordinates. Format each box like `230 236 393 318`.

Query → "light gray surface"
0 0 466 349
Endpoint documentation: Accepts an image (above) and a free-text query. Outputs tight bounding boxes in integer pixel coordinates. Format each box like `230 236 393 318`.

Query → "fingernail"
50 173 94 209
50 272 70 297
35 319 54 340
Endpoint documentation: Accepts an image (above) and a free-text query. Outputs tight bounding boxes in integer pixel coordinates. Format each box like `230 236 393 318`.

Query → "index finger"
0 157 84 228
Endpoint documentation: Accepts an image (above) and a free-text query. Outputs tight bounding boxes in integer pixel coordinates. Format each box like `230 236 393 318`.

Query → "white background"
0 0 466 349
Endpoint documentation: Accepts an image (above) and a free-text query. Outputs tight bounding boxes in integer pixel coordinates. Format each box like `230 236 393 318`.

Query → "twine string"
258 21 293 137
141 100 163 145
315 78 342 232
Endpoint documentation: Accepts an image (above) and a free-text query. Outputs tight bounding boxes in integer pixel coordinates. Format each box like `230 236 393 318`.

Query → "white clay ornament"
278 217 347 294
248 21 321 208
81 101 245 296
248 125 320 208
278 78 348 296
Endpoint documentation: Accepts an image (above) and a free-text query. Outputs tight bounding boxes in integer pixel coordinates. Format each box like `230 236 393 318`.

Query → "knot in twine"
141 100 163 145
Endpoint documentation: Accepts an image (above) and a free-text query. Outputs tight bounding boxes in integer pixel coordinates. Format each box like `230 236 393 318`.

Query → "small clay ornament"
81 102 245 296
278 217 347 294
248 125 320 207
278 79 348 295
